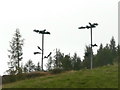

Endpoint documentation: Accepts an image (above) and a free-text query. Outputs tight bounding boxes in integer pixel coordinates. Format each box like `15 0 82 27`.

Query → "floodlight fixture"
37 46 42 51
44 52 52 58
92 44 98 47
34 52 41 55
33 29 50 34
78 26 86 29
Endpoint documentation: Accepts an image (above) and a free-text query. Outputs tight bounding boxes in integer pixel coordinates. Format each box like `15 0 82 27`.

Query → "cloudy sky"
0 0 119 75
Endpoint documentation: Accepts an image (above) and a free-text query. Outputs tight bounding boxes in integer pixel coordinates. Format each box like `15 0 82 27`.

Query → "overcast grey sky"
0 0 119 75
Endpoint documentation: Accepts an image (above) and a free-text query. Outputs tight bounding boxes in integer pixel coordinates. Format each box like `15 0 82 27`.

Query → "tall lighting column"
78 22 98 69
33 29 50 71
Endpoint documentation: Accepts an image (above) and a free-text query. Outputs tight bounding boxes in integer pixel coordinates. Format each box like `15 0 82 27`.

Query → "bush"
24 72 47 78
50 68 63 74
2 71 49 84
2 75 17 84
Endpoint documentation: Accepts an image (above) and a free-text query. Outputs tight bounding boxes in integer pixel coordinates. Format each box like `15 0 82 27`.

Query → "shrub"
50 68 63 74
2 75 17 84
2 71 50 84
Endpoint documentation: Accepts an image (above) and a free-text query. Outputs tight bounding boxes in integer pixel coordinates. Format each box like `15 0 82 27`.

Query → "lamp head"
78 26 86 29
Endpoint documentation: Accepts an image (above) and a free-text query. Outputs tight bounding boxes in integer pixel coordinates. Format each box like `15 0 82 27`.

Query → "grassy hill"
3 64 118 88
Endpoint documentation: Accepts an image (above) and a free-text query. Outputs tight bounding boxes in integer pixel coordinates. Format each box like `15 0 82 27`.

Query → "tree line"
6 29 119 75
46 36 119 71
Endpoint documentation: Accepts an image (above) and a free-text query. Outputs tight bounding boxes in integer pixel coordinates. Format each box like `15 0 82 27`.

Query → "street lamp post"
78 22 98 69
42 34 44 71
33 29 50 71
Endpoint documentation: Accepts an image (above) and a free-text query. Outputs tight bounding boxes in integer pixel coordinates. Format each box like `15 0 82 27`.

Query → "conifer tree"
82 46 92 69
7 29 24 75
46 57 52 71
35 62 41 71
24 60 35 73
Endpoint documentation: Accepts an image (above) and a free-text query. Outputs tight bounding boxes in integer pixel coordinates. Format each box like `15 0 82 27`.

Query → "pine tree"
53 49 64 69
24 60 35 73
82 46 92 69
62 54 72 71
93 43 103 67
7 29 24 75
71 53 81 70
109 37 117 61
74 57 81 70
35 62 41 71
109 37 116 52
117 44 120 63
46 57 52 71
94 37 117 67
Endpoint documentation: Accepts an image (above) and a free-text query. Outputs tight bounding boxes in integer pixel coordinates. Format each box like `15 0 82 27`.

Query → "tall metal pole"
90 27 93 70
33 29 50 71
42 34 44 71
78 22 98 70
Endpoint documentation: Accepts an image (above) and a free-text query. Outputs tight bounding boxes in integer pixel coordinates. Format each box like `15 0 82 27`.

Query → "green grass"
3 64 118 88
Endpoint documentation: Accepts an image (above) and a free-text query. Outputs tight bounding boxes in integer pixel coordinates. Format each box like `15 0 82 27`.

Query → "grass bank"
3 64 118 88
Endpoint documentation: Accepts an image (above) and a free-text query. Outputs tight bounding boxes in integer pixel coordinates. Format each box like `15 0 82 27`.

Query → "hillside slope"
3 64 118 88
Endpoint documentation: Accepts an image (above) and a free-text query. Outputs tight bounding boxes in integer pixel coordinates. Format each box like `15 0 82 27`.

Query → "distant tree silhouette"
93 43 103 67
7 29 24 75
82 46 92 69
45 56 53 71
93 37 117 67
45 37 118 71
116 44 120 63
109 37 117 60
53 49 64 69
35 62 41 71
62 54 72 71
24 59 35 73
71 53 81 70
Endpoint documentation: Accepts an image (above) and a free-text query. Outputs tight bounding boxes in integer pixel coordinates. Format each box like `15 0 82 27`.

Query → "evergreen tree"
94 37 117 67
46 57 52 71
53 49 64 69
35 62 41 71
109 37 117 61
74 56 81 70
109 37 116 52
82 46 92 69
72 53 81 70
94 44 111 66
71 53 77 69
24 60 35 73
113 44 120 63
23 66 28 73
93 43 103 67
102 44 112 65
97 43 103 53
117 44 120 63
62 54 72 71
117 44 120 57
7 29 24 75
